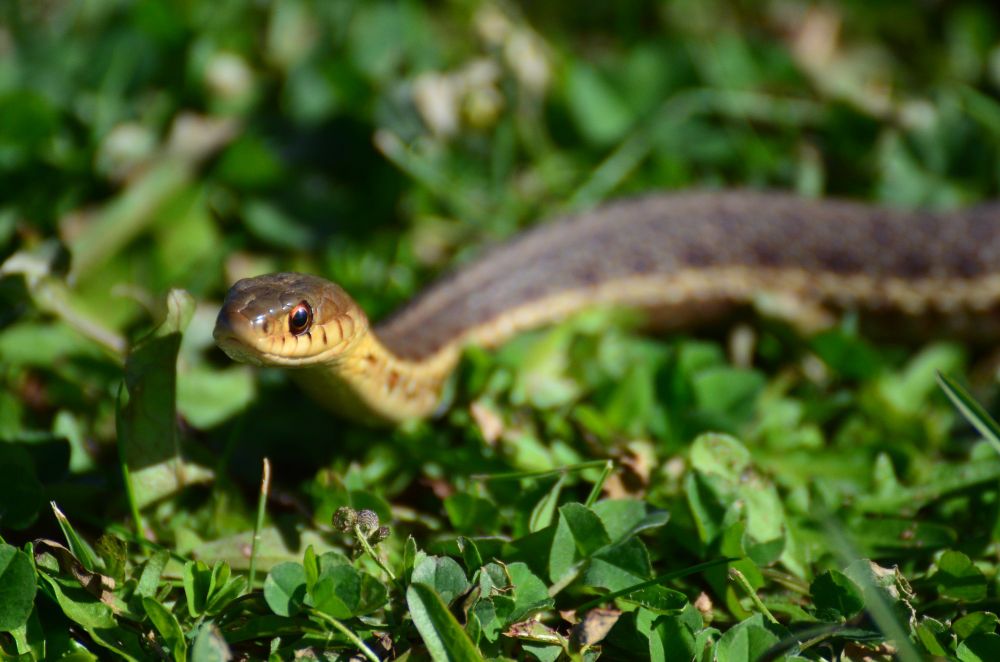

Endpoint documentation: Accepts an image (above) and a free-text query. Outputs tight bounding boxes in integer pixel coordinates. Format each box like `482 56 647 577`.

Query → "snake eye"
288 302 312 336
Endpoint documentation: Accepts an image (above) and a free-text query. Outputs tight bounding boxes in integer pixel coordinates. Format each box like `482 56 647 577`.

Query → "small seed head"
356 509 379 534
333 506 357 532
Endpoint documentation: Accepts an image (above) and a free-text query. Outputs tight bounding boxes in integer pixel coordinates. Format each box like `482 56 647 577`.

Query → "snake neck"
290 330 460 423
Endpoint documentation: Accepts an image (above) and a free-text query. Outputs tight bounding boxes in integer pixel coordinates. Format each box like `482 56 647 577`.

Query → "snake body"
214 191 1000 423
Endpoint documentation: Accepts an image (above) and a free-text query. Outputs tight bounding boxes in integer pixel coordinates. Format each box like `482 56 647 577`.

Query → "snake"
214 190 1000 423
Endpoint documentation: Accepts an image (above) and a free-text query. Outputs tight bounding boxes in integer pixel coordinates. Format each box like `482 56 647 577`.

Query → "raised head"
213 272 369 367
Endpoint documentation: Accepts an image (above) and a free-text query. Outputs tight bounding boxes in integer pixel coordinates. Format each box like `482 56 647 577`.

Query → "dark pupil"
290 307 309 331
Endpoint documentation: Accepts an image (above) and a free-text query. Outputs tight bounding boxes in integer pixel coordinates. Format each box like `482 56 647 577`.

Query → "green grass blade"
821 517 924 662
50 502 99 572
406 582 483 662
528 473 566 532
472 460 608 482
936 372 1000 456
584 460 613 507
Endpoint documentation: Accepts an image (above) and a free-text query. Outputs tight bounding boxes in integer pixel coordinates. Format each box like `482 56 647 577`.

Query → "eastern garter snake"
214 191 1000 423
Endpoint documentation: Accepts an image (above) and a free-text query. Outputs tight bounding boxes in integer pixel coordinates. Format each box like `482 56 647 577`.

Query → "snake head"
214 272 369 367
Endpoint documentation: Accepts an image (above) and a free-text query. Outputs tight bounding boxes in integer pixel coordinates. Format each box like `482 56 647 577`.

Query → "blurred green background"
3 0 1000 551
9 2 1000 659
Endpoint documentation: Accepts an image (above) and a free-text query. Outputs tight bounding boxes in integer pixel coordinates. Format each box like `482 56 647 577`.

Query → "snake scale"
214 190 1000 423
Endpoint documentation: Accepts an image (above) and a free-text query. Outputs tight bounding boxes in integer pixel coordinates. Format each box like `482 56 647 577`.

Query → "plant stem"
584 460 613 507
248 458 270 592
472 459 609 482
354 525 396 582
730 568 780 625
311 610 381 662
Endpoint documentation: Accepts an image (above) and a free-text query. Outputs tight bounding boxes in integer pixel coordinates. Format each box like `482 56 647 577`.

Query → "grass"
3 0 1000 660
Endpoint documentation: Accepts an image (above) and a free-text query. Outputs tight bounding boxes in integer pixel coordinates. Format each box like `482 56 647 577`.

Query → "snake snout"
213 306 267 365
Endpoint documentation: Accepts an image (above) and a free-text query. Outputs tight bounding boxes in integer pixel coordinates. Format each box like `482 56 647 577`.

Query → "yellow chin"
215 334 267 366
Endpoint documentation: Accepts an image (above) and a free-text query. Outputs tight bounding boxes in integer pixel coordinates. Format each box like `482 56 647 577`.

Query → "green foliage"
263 562 307 617
811 570 865 622
407 581 483 661
142 598 187 662
0 544 36 633
4 0 1000 659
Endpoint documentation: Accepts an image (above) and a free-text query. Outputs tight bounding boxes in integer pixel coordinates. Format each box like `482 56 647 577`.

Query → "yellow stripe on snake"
214 191 1000 423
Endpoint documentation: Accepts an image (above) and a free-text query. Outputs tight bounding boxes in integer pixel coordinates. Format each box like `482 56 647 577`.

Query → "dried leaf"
570 607 620 648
